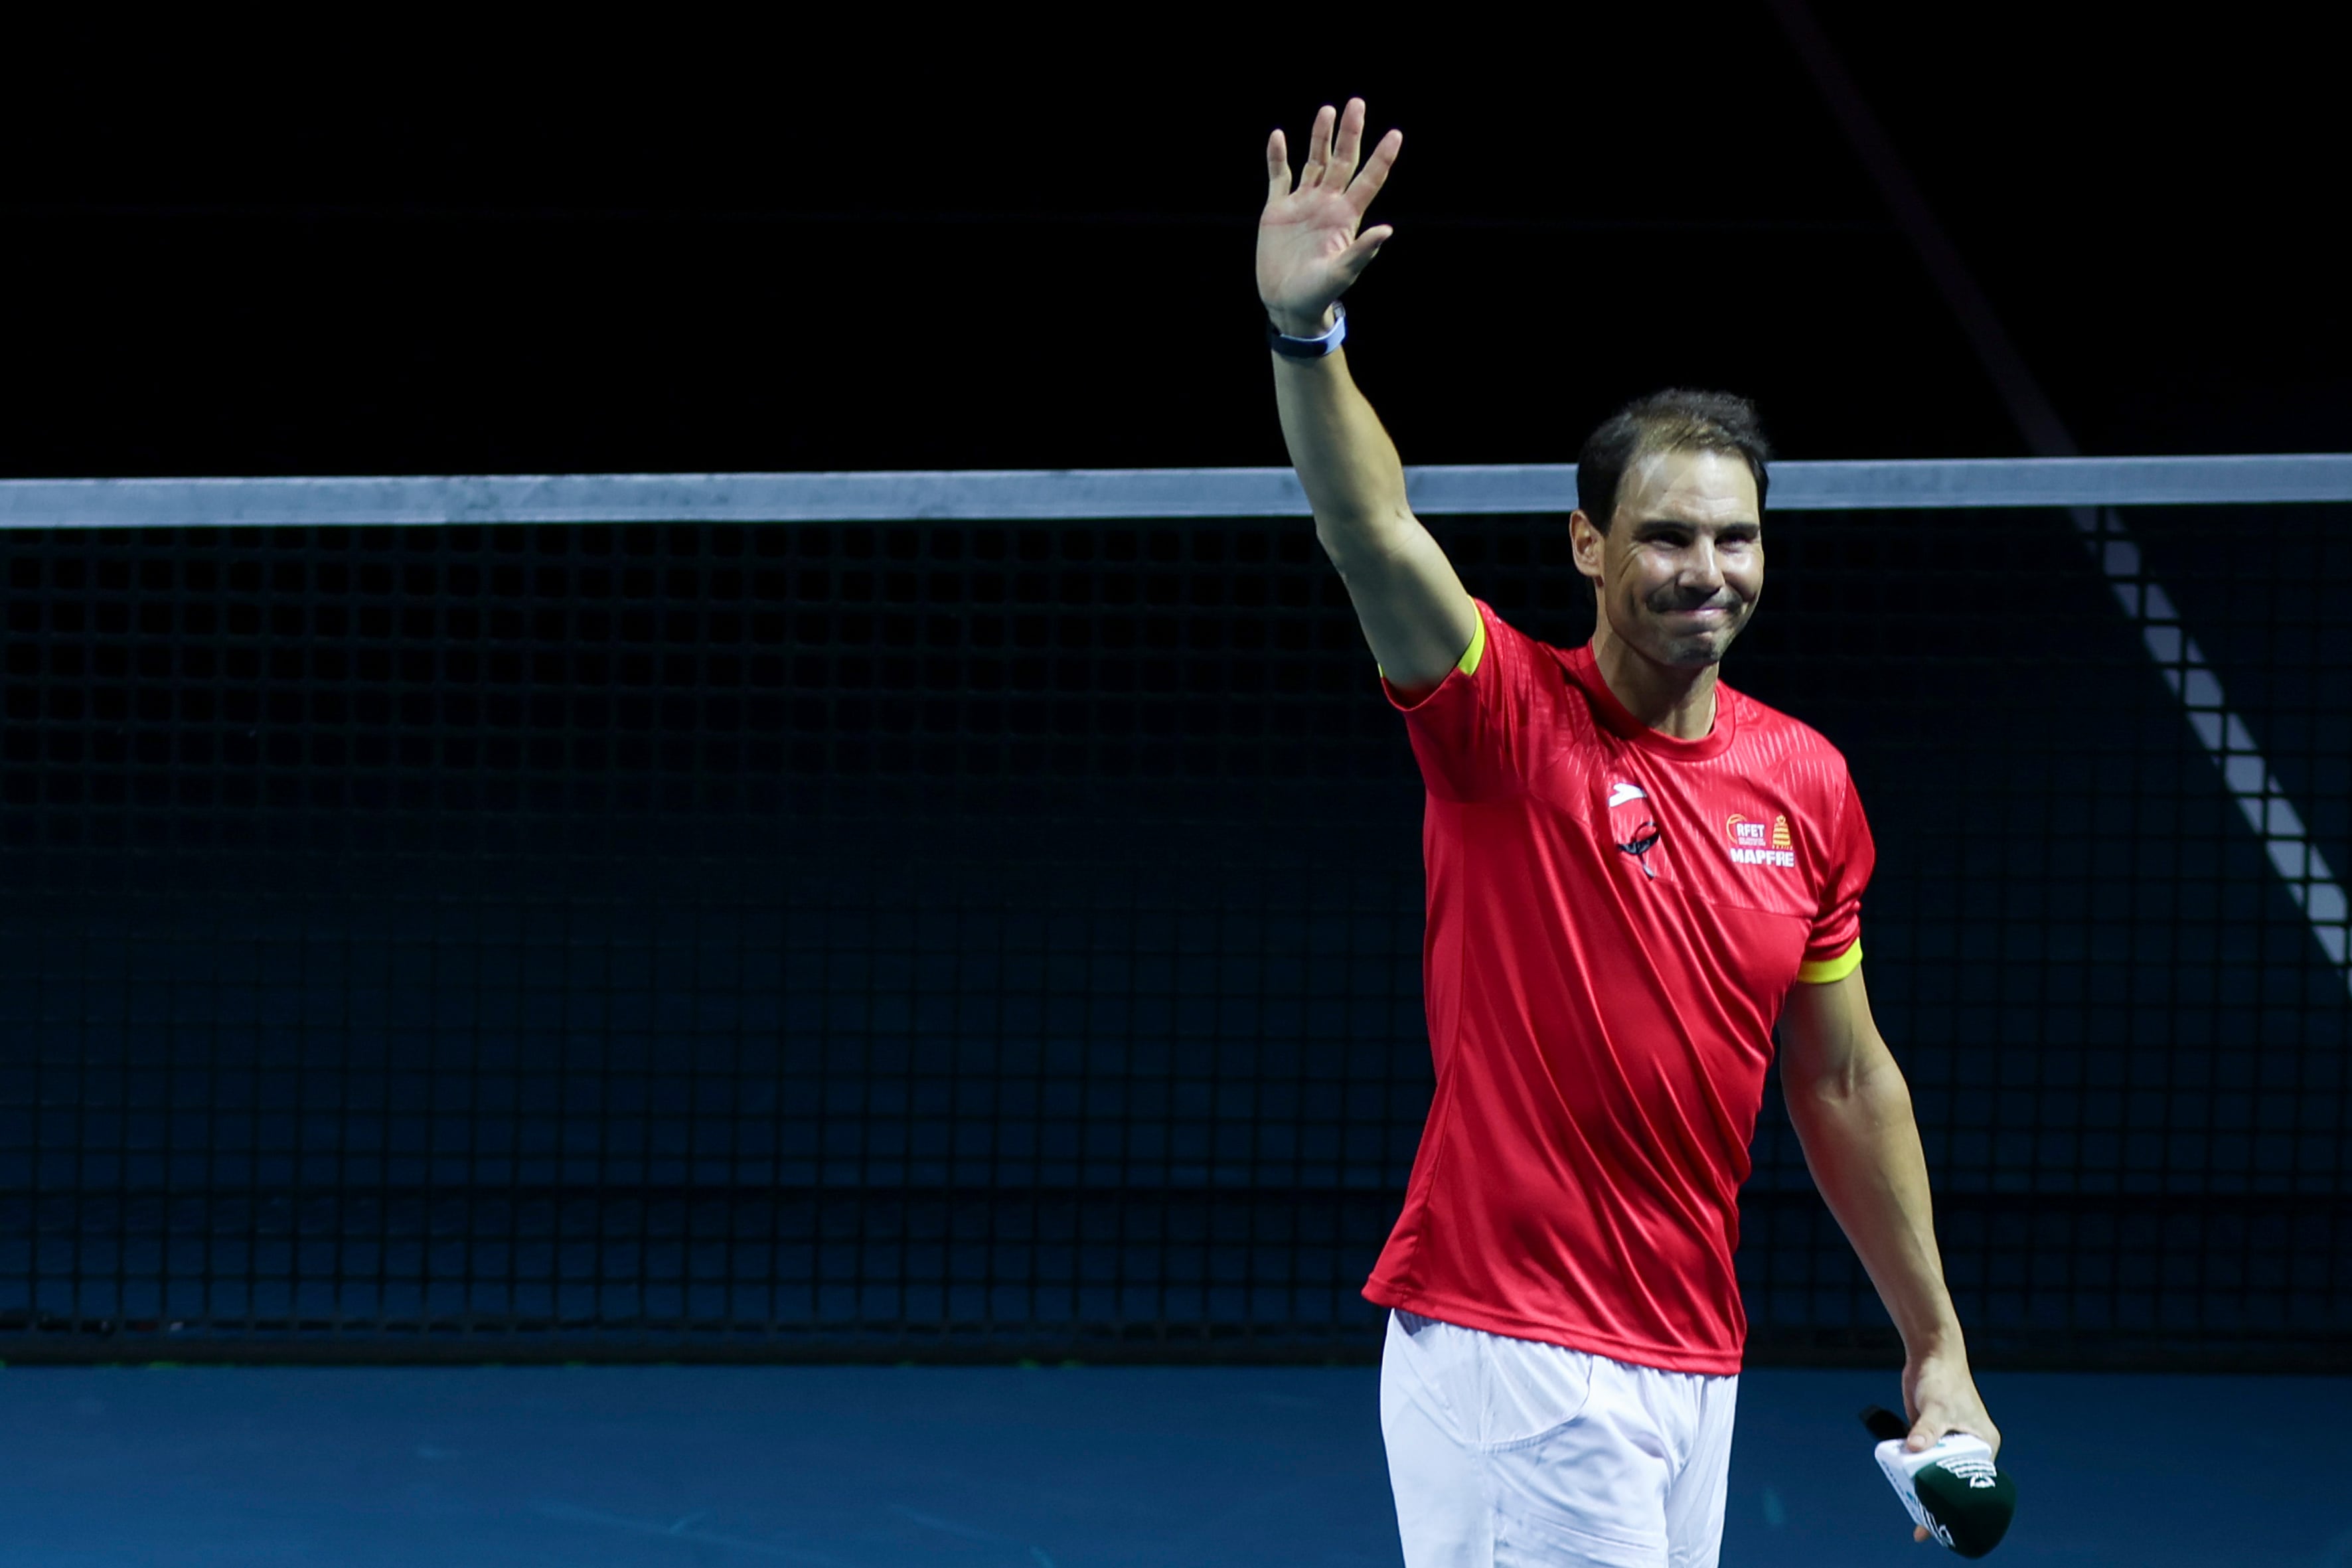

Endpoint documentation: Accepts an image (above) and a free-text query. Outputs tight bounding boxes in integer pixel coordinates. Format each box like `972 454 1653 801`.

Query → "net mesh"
3 505 2346 1364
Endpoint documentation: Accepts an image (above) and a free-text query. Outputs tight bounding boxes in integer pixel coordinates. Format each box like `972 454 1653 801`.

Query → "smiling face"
1571 447 1763 670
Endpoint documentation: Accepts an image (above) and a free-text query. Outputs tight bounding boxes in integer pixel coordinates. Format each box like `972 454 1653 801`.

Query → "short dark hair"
1575 389 1771 532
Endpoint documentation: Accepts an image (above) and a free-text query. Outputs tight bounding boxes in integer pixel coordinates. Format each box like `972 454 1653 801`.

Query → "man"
1256 99 1999 1567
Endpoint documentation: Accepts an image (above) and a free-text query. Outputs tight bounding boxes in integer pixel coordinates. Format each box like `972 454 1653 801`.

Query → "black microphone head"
1914 1452 2016 1559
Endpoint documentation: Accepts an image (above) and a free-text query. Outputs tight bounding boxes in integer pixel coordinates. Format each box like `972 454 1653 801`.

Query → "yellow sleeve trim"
1375 611 1488 684
1455 611 1487 677
1796 938 1863 984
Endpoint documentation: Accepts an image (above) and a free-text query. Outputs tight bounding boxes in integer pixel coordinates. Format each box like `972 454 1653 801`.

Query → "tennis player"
1257 99 2001 1566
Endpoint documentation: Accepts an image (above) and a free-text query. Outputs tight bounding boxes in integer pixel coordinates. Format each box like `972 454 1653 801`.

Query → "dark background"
3 8 2347 1367
6 7 2347 477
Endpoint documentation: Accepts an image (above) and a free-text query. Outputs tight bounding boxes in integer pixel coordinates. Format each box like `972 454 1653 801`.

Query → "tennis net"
3 461 2346 1366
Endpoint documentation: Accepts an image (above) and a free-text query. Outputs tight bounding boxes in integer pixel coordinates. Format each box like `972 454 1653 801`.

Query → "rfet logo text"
1724 813 1795 869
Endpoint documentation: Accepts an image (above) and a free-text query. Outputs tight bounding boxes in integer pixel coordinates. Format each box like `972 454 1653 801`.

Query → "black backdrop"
5 10 2349 1366
6 9 2348 479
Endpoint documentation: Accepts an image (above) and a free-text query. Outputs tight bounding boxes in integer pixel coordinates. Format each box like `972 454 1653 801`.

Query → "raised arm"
1259 99 1477 700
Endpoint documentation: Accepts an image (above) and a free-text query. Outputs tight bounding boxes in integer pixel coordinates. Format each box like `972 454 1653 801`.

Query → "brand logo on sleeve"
1725 813 1796 869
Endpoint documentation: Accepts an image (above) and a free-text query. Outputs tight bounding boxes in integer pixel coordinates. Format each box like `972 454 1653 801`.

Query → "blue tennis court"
1 1364 2336 1567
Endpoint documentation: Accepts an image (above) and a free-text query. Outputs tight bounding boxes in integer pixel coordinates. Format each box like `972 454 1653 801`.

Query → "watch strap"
1266 303 1347 359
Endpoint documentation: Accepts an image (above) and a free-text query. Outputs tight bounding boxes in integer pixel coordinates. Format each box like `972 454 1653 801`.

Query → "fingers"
1905 1408 1999 1457
1291 98 1399 202
1314 224 1393 300
1331 96 1367 186
1334 224 1393 281
1266 129 1290 202
1348 127 1403 214
1300 102 1337 187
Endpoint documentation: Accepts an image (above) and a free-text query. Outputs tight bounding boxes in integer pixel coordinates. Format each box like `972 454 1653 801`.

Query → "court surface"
0 1362 2336 1567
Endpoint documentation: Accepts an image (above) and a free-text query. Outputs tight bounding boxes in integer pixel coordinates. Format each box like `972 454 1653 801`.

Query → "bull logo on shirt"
1607 781 1661 880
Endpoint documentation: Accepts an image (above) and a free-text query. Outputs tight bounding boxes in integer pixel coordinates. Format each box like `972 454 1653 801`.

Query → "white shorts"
1379 1309 1738 1568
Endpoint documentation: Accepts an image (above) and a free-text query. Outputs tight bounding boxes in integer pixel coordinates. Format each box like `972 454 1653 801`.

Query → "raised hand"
1257 98 1401 339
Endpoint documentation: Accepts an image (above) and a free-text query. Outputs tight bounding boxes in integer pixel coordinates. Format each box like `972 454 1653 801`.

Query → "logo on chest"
1725 812 1796 869
1605 781 1662 879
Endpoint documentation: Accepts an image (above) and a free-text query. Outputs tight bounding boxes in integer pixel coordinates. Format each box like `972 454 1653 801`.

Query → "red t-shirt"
1363 600 1874 1374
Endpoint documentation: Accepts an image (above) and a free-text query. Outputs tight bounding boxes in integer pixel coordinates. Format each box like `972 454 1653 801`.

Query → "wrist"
1266 302 1346 360
1903 1320 1968 1364
1269 305 1335 339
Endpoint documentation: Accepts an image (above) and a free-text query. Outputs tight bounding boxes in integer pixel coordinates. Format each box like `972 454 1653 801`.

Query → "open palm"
1258 98 1401 337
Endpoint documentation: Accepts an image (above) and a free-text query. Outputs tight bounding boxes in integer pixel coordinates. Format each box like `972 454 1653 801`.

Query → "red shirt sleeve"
1802 771 1875 975
1385 600 1544 804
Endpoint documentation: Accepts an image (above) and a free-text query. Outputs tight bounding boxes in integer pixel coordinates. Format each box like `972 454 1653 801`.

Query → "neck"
1589 619 1719 740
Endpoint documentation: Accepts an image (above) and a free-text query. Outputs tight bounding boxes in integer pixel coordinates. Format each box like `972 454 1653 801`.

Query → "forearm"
1271 344 1413 568
1786 1060 1964 1356
1257 100 1470 692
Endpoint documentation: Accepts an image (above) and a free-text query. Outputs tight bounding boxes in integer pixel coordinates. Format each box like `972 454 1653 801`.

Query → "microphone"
1859 1405 2016 1558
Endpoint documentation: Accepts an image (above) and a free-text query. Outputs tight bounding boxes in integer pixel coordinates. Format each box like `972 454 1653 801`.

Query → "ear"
1569 509 1607 583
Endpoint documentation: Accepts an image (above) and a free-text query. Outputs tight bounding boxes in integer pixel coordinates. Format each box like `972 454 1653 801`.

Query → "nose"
1681 539 1725 593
